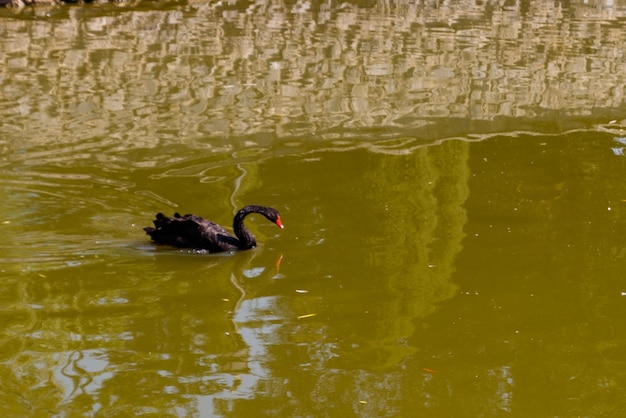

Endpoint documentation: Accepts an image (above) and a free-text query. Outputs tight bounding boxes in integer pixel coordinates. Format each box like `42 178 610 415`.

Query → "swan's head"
264 207 283 229
240 205 284 229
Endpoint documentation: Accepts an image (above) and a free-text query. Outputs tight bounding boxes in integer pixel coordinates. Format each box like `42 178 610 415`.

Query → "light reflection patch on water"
52 350 115 406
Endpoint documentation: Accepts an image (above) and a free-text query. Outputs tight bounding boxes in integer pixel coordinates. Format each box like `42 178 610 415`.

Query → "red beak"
276 216 284 229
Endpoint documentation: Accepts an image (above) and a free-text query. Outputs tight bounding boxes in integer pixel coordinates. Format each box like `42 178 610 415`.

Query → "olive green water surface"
2 131 626 416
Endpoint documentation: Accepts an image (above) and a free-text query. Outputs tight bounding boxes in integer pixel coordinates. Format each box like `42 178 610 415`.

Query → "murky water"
3 0 626 416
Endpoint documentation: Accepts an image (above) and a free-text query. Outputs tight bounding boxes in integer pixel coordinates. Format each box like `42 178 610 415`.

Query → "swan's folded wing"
146 213 242 252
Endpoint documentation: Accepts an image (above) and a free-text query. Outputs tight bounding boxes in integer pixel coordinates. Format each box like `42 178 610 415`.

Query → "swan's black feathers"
144 213 238 252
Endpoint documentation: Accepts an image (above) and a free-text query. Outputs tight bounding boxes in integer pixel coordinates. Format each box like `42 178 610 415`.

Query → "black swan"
144 205 283 252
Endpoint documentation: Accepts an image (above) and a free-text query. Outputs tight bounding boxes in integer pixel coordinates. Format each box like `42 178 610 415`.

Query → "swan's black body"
144 205 283 252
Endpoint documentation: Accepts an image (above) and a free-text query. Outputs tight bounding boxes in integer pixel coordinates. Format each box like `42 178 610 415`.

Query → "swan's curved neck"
233 208 256 249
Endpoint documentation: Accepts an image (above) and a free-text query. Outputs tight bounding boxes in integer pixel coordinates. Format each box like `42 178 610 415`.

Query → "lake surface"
2 0 626 416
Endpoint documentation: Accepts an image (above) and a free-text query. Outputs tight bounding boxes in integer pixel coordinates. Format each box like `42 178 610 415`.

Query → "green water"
3 0 626 416
3 131 626 416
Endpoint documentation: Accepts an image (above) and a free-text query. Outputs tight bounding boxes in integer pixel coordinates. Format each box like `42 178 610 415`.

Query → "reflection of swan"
144 205 283 252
